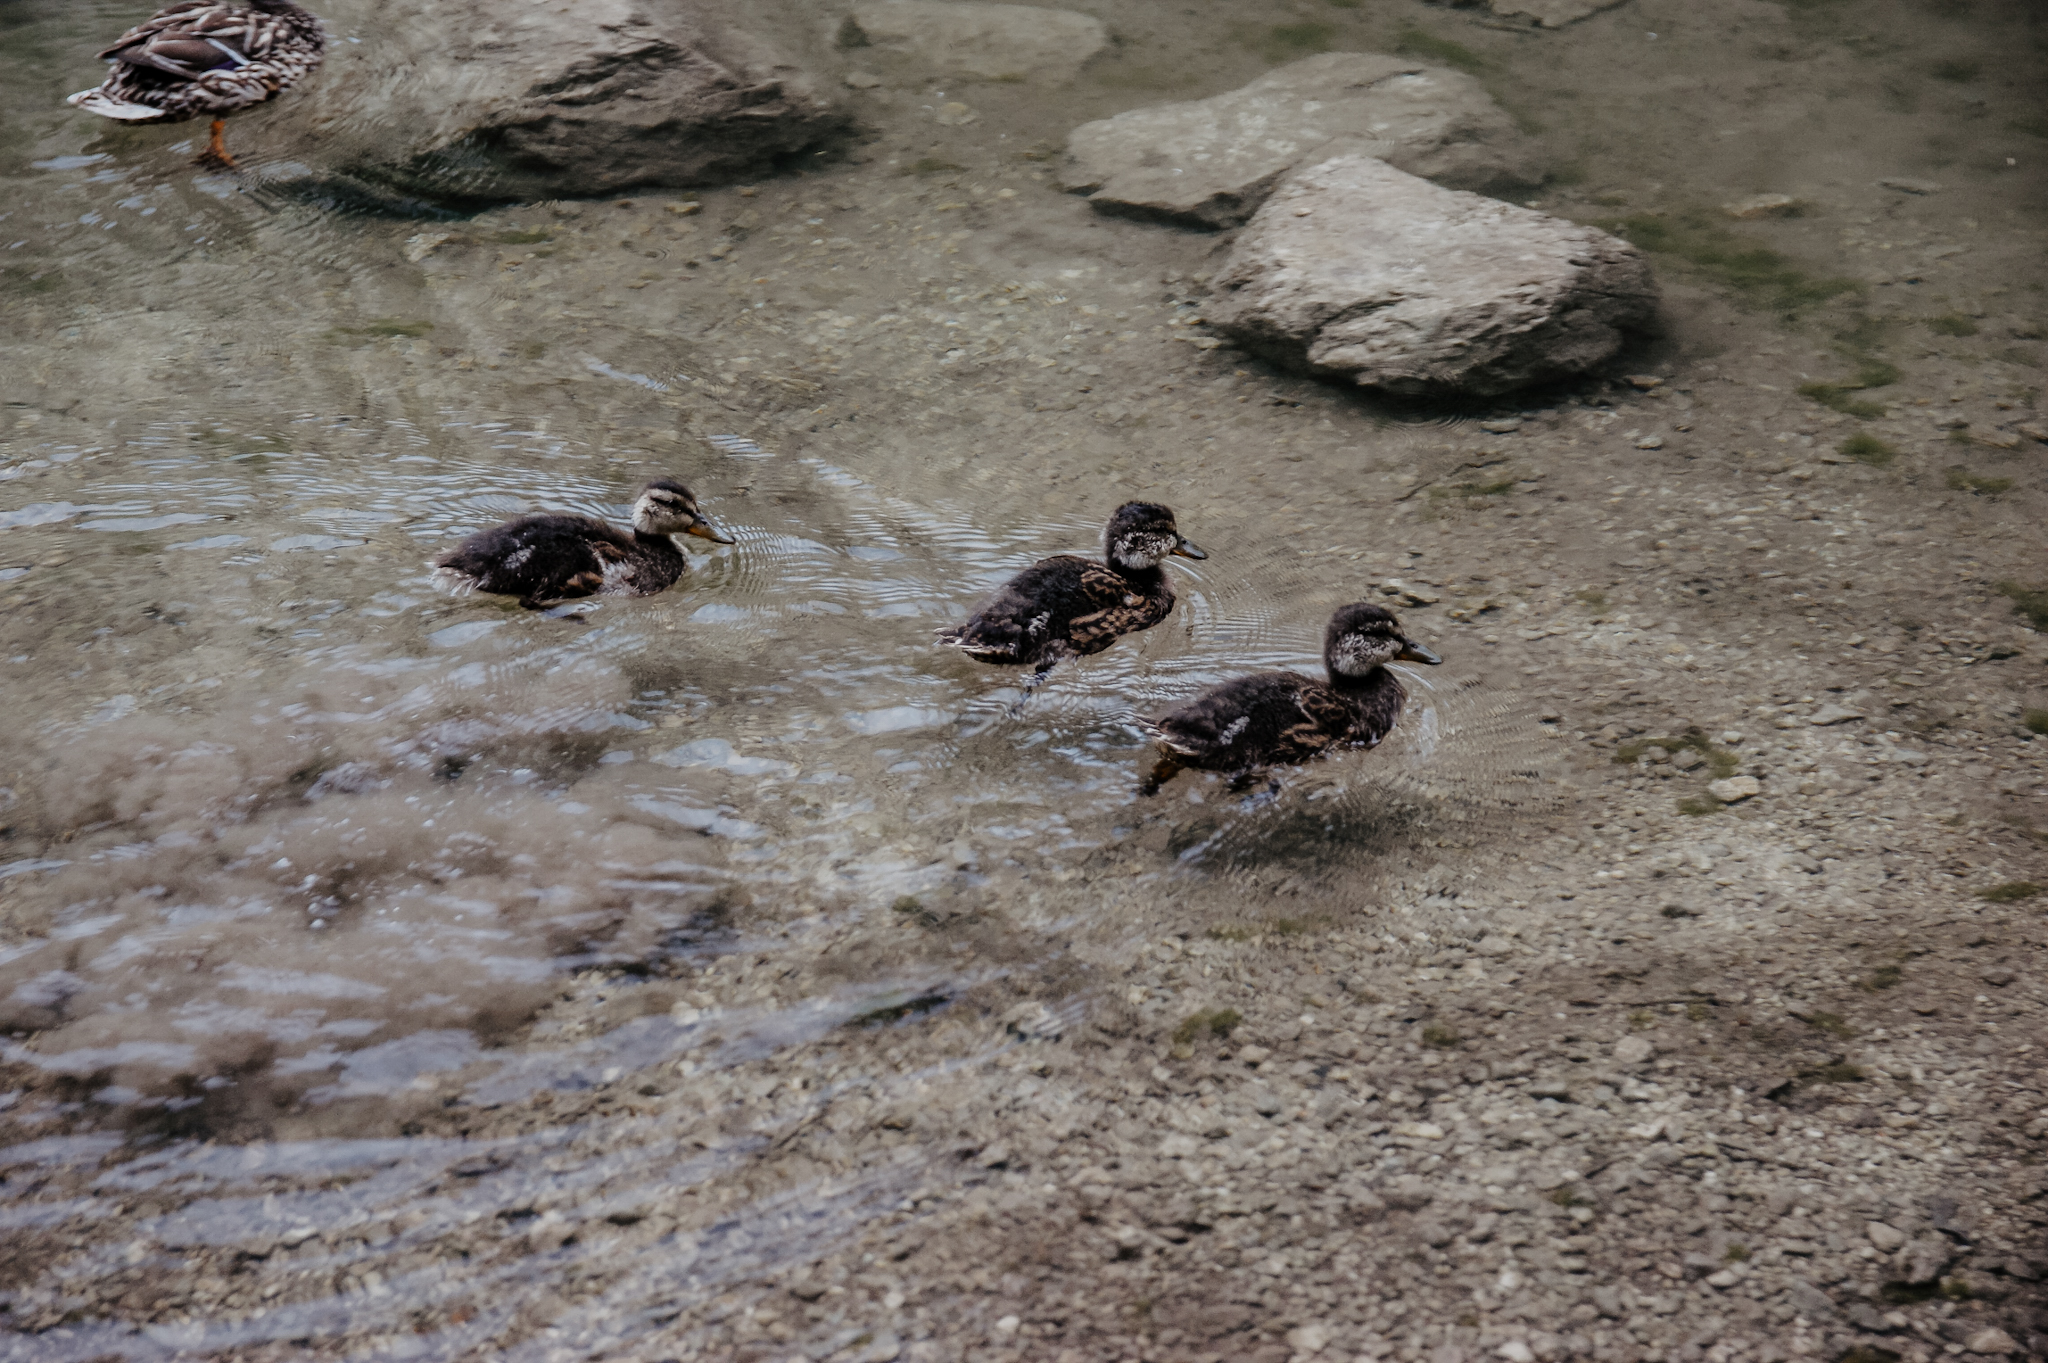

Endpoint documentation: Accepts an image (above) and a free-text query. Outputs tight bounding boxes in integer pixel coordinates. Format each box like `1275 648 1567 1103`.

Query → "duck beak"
686 518 736 545
1171 536 1208 561
1397 638 1441 665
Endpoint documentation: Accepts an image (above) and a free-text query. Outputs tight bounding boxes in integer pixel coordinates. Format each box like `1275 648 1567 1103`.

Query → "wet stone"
837 0 1107 83
1206 155 1655 396
1061 52 1543 227
1723 193 1802 219
261 0 849 205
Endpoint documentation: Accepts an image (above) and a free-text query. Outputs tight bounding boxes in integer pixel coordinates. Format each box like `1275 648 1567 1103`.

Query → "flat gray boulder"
247 0 846 205
834 1 1107 82
1206 155 1657 397
1060 52 1543 228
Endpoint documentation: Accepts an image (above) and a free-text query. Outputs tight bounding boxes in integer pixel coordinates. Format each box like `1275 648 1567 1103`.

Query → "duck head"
1325 601 1441 677
1105 501 1206 570
634 479 733 543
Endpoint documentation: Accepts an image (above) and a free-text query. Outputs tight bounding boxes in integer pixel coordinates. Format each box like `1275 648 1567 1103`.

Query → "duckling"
1141 601 1439 794
938 502 1207 676
433 479 732 612
68 0 325 169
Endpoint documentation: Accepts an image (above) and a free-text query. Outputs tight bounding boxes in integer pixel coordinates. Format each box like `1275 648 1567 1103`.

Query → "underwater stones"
1206 155 1657 397
1060 52 1543 228
1488 0 1629 28
1723 193 1801 220
835 1 1107 84
1707 775 1761 804
258 0 848 205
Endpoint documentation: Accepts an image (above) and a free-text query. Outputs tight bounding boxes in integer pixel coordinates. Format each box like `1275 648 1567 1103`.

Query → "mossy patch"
890 894 944 928
1173 1008 1243 1045
1927 312 1979 337
1574 588 1610 611
1615 730 1741 779
1944 466 2011 495
1205 917 1316 941
1994 581 2048 630
1676 796 1723 817
1604 211 1859 313
1257 22 1337 62
1799 316 1901 417
1859 964 1903 991
1976 881 2041 903
1798 384 1887 419
2023 709 2048 736
1394 26 1490 75
1421 1024 1463 1050
1794 1010 1854 1039
1836 431 1897 466
488 228 555 245
329 318 434 345
1724 1244 1750 1262
0 266 65 295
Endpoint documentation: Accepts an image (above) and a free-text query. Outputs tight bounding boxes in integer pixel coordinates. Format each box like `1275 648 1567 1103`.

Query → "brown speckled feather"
939 556 1173 669
69 0 324 124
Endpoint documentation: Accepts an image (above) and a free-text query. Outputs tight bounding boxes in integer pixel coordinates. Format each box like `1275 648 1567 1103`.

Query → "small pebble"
1722 193 1800 219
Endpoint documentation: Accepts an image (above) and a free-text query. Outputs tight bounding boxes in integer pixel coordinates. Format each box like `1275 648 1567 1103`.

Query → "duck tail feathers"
430 565 481 597
69 89 167 120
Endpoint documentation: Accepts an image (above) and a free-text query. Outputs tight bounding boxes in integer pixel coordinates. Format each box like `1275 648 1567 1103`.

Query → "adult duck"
68 0 325 168
1141 601 1439 793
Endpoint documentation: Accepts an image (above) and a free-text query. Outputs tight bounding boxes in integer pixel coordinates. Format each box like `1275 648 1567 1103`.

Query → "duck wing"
100 2 285 77
1151 673 1353 770
941 555 1139 662
1063 560 1172 657
435 514 619 603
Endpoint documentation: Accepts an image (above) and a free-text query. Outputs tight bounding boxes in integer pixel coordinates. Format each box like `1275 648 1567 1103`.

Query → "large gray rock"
248 0 846 205
834 2 1107 83
1060 53 1543 228
1206 155 1657 397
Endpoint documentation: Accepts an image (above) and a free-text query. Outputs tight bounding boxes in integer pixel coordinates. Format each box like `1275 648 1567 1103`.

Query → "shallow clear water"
2 0 2038 1354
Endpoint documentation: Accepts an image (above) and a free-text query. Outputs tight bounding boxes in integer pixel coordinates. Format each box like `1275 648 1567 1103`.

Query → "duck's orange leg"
196 119 238 170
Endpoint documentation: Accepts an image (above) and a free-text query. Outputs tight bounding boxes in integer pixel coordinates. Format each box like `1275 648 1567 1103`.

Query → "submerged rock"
1060 52 1543 228
834 1 1107 83
252 0 847 205
1488 0 1630 28
1206 155 1656 396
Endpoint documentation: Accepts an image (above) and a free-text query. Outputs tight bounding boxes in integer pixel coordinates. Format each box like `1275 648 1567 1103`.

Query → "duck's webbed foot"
195 119 239 170
1139 752 1184 797
999 650 1068 717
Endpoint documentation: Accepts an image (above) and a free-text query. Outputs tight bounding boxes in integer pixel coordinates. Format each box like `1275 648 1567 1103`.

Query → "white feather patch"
68 90 166 120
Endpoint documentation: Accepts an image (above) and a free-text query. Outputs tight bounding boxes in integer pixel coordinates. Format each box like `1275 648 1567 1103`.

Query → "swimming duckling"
434 479 732 612
1141 601 1439 794
938 502 1207 676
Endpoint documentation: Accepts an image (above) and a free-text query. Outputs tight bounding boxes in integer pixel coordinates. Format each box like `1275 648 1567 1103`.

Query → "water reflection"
0 1 1604 1354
